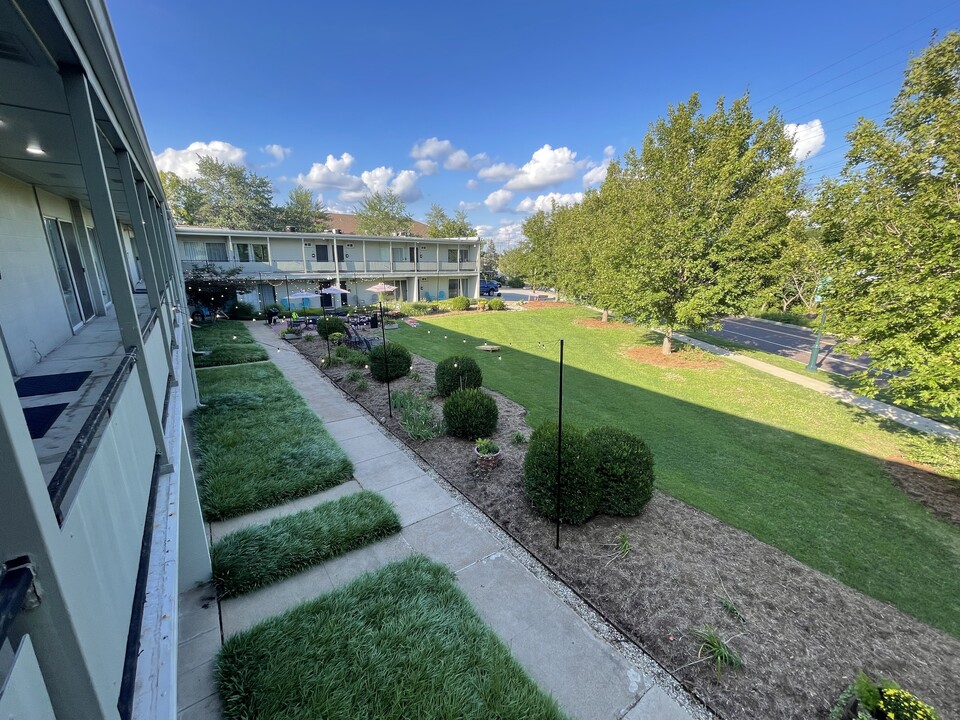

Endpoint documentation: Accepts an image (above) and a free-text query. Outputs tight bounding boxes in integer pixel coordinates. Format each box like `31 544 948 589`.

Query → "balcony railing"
182 259 479 276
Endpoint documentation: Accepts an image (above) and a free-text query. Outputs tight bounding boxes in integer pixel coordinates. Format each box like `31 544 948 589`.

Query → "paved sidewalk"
675 332 959 441
176 321 707 720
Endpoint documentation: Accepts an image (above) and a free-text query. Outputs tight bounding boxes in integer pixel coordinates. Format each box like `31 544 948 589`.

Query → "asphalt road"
704 317 873 377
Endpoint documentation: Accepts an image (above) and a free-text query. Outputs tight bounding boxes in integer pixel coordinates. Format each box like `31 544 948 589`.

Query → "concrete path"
175 321 708 720
675 331 959 441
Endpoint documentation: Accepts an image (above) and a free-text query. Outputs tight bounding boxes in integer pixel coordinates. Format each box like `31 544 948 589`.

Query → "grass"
693 625 744 681
194 363 353 521
216 555 569 720
392 307 960 638
192 320 268 368
212 491 400 598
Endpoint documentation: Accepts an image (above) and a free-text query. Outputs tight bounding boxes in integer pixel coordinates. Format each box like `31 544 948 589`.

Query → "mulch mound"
623 345 724 369
574 318 634 330
885 456 960 527
296 341 960 720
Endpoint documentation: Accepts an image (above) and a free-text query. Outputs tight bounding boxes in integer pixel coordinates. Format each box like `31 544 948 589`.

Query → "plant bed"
293 339 960 720
216 555 570 720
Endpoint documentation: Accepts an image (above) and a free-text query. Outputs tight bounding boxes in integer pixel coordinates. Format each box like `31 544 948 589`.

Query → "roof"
324 213 430 237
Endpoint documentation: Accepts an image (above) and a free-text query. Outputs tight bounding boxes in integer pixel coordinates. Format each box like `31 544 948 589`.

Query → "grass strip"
195 344 268 368
212 491 400 598
217 555 569 720
195 363 353 520
393 308 960 638
192 321 268 368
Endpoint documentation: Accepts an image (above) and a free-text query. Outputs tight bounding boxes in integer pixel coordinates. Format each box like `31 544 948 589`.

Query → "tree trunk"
662 328 673 355
601 308 609 322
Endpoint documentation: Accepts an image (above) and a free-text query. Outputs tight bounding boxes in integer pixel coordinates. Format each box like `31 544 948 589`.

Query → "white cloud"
294 153 365 192
494 221 524 251
466 179 479 190
784 119 825 160
390 169 422 202
459 201 481 210
415 159 439 175
444 149 472 170
484 189 515 212
471 153 490 167
475 223 493 237
582 145 616 186
261 144 291 164
478 162 519 182
154 140 246 178
410 137 455 160
516 192 584 214
338 166 422 203
504 144 579 191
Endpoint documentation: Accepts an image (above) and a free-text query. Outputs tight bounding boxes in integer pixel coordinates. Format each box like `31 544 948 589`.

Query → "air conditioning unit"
304 242 312 247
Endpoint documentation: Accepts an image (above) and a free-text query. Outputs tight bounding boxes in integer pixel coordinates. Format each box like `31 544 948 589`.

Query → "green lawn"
212 491 401 598
392 307 960 638
217 555 569 720
192 320 268 368
194 363 353 521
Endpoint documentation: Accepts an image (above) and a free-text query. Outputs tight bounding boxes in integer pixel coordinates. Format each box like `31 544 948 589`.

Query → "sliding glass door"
44 218 83 330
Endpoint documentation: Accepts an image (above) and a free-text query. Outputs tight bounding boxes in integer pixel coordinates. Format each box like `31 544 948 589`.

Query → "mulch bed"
623 345 725 369
297 341 960 720
885 456 960 527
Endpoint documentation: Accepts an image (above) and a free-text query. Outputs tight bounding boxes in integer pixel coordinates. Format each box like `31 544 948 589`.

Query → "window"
336 245 345 262
448 278 462 298
391 247 406 262
206 242 227 262
447 248 469 263
315 245 329 262
235 242 268 263
183 241 228 262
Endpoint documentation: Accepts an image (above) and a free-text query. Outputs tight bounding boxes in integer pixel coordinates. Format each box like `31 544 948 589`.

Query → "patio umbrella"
366 283 398 416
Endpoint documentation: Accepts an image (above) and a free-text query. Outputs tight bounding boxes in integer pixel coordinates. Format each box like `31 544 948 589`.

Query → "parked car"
479 280 501 296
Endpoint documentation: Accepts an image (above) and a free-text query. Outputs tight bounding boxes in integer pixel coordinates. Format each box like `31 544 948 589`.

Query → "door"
59 221 95 321
87 227 111 305
43 218 83 330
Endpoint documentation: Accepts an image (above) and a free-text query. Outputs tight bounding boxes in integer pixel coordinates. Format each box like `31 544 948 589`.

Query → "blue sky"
110 0 958 247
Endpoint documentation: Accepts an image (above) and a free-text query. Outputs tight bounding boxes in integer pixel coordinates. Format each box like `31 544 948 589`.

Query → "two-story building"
0 1 209 719
176 226 482 310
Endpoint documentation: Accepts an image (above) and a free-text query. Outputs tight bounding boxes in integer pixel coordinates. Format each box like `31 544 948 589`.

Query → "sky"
109 1 959 249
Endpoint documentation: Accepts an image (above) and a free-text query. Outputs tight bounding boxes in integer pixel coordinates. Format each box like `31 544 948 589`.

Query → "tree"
184 262 257 317
425 204 474 238
815 32 960 416
770 225 827 313
594 94 804 353
280 185 328 232
519 210 559 291
479 238 500 274
354 191 413 236
166 157 278 230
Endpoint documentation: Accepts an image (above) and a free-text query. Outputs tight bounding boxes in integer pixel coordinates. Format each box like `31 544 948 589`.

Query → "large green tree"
425 204 474 238
354 191 413 236
595 94 804 352
164 157 277 230
816 32 960 416
479 238 500 274
280 185 328 232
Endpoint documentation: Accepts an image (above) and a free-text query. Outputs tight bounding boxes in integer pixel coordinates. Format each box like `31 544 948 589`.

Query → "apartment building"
176 226 482 309
0 1 208 719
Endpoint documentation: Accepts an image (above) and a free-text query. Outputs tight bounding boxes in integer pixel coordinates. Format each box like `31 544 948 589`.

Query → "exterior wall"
0 173 73 375
269 236 303 271
0 637 57 720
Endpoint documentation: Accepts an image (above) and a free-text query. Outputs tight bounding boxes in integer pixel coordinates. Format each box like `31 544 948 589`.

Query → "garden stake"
556 338 564 550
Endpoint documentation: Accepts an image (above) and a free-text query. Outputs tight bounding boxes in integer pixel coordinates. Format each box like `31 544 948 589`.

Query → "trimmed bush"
435 355 483 397
587 426 655 516
447 295 471 311
316 316 347 339
523 422 601 525
443 388 498 439
487 297 506 311
368 342 412 382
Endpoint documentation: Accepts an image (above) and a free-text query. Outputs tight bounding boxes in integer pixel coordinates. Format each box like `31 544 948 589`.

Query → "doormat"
15 371 91 398
23 403 68 439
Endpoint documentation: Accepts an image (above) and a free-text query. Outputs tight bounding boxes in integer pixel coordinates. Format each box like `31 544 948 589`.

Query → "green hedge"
522 422 600 525
443 388 498 439
435 355 483 397
487 298 506 311
587 426 655 515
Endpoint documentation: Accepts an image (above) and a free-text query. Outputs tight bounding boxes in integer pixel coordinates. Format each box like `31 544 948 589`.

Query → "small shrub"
512 431 527 445
443 388 498 439
487 297 506 311
476 438 500 455
334 345 368 368
329 332 345 346
346 370 362 383
447 295 470 311
316 316 347 339
355 379 368 391
397 301 434 316
435 355 483 397
391 390 443 440
409 370 421 382
586 426 655 516
281 327 303 338
368 342 411 382
232 301 255 319
302 334 315 342
694 625 743 681
522 422 600 525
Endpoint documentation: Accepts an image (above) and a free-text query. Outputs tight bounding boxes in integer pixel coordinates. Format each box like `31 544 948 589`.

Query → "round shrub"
447 295 470 311
487 297 506 311
435 355 483 397
586 426 655 516
368 342 411 382
523 422 601 525
443 388 498 439
316 316 346 339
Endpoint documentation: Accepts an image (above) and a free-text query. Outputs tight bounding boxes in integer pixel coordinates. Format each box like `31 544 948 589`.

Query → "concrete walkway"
175 321 708 720
675 332 959 441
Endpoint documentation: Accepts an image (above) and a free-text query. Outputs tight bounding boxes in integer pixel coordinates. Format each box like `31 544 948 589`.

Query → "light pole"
366 282 398 417
806 306 828 372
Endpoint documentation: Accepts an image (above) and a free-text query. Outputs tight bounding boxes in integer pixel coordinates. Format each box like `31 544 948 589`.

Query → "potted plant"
474 438 502 471
829 672 940 720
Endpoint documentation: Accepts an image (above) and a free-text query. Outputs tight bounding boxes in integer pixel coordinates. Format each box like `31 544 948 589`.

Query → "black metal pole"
556 338 564 550
323 303 331 365
380 300 392 417
257 271 264 318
